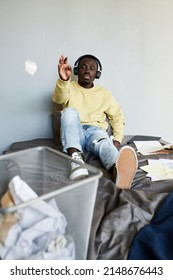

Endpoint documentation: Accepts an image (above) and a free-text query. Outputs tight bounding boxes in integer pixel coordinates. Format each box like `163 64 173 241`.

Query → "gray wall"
1 0 173 154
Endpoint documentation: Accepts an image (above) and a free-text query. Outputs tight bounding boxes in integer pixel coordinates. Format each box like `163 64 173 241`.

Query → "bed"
2 113 173 260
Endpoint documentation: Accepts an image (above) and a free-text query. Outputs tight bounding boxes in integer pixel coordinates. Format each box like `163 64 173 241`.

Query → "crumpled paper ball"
24 59 37 76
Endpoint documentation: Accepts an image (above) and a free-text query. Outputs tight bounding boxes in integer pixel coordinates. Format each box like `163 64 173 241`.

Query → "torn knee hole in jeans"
93 138 106 144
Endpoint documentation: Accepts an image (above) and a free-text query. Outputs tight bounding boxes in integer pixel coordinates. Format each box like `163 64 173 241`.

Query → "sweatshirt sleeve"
52 79 71 105
106 94 125 143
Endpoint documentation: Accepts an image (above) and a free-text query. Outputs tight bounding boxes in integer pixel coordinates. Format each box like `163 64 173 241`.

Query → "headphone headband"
73 54 102 79
74 54 102 71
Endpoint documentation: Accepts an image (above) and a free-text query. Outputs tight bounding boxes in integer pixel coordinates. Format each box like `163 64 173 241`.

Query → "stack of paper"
134 141 173 155
140 159 173 181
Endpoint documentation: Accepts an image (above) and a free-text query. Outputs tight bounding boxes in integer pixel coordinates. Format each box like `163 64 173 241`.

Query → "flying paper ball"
24 59 37 76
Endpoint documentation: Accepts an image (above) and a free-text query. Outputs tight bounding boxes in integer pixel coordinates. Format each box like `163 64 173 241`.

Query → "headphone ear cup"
96 71 101 79
73 66 78 75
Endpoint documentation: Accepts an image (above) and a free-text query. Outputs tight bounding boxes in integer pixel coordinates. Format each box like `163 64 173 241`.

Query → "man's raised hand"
58 55 72 81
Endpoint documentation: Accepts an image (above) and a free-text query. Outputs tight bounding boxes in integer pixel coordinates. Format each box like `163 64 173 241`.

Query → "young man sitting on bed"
52 54 138 189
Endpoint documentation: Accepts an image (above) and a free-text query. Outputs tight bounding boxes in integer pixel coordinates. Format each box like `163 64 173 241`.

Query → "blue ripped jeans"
60 108 119 170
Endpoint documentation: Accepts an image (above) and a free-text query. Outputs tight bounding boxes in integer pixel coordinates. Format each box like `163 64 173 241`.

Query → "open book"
134 141 173 155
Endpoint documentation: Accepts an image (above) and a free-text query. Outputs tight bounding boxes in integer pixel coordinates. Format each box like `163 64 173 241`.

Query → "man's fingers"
59 54 64 64
59 55 68 65
64 57 68 64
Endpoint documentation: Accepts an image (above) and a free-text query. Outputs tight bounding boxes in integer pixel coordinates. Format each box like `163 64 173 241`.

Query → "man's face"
77 58 98 88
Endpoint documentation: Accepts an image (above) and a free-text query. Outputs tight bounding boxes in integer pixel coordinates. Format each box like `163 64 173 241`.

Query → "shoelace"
71 154 84 168
72 153 84 163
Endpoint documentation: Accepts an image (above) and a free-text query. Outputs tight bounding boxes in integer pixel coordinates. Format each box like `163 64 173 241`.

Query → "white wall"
0 0 173 154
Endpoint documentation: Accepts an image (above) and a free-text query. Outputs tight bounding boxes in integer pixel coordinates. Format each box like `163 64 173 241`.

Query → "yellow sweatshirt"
52 79 125 143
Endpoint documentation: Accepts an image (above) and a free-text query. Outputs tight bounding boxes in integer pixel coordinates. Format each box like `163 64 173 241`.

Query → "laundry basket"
0 147 102 260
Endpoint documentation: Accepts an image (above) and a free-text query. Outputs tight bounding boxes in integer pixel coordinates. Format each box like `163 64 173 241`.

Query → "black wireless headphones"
73 54 102 79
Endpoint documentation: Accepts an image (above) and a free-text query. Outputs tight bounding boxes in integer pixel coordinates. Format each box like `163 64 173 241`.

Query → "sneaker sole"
70 168 89 180
115 146 138 189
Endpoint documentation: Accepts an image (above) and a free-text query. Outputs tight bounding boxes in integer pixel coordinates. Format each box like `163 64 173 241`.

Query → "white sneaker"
70 152 89 180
